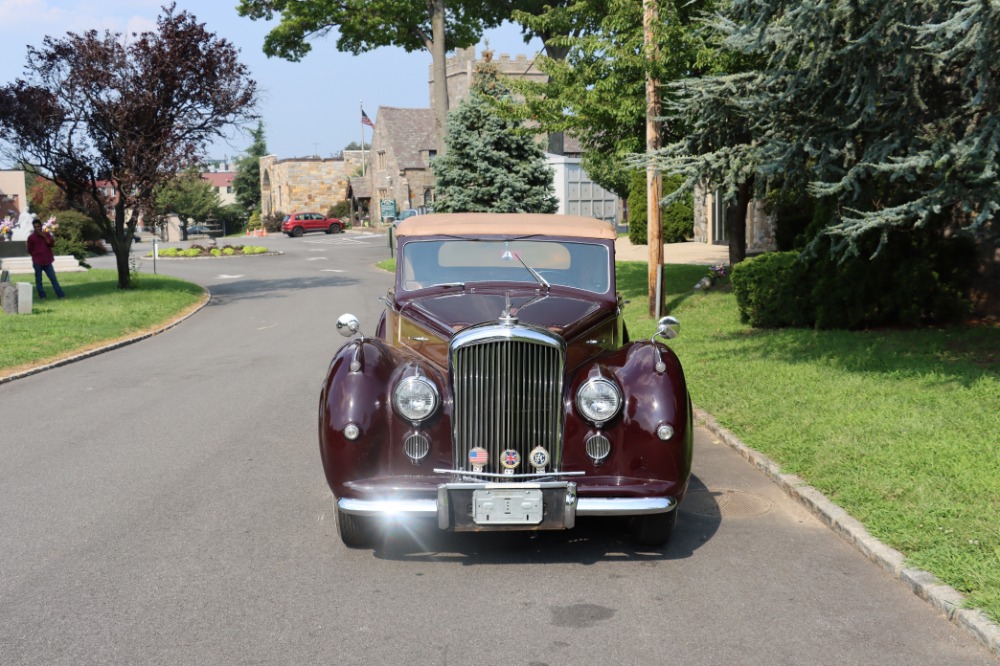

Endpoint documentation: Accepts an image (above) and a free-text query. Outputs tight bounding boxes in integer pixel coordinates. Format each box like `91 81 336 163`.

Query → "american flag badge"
468 447 489 472
500 449 520 472
529 446 550 470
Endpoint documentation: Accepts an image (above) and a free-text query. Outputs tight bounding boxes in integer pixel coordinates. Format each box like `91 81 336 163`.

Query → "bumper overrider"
337 479 677 532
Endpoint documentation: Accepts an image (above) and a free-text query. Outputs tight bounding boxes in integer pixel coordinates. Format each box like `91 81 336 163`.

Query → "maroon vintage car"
319 213 692 548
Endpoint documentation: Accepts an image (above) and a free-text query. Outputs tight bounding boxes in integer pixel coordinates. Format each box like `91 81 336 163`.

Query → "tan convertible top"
394 213 617 239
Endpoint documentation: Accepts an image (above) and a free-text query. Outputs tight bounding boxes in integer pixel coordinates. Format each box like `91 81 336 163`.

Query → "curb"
694 407 1000 660
0 290 211 386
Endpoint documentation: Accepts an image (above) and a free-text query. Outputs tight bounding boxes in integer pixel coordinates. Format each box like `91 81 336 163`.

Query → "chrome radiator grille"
451 326 565 474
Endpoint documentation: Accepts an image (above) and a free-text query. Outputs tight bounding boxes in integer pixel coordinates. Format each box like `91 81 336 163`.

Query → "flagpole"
360 99 366 177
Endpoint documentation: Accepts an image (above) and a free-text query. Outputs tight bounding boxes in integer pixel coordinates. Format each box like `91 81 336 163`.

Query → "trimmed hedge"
628 171 693 245
731 223 977 329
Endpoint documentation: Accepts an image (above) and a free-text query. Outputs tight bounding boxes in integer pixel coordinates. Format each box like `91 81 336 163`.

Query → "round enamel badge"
529 446 550 470
500 449 521 470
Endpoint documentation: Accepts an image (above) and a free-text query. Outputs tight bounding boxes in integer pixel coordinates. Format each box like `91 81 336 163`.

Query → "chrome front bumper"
337 481 677 531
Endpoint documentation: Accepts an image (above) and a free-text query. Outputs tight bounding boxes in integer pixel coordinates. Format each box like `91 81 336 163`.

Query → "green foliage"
326 201 351 219
233 122 267 215
211 248 222 257
730 252 812 328
628 170 648 245
156 167 222 224
628 172 694 245
248 208 261 230
432 54 557 214
505 0 722 199
52 237 89 267
731 224 977 329
51 209 103 243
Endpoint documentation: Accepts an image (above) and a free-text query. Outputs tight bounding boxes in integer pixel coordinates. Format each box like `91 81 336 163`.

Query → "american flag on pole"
361 109 374 128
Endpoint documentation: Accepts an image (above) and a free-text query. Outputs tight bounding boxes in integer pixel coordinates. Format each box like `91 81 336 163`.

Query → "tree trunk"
726 179 752 265
430 0 449 156
112 199 133 289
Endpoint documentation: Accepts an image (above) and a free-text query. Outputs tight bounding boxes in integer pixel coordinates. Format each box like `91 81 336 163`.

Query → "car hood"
400 288 614 341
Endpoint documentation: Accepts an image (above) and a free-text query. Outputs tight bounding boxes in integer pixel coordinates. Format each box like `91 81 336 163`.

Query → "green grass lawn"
0 269 204 376
617 261 1000 624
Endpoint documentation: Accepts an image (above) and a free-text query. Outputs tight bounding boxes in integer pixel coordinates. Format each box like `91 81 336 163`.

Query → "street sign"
380 199 396 220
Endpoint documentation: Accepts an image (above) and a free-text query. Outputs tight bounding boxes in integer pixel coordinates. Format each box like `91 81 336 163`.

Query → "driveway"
0 231 995 665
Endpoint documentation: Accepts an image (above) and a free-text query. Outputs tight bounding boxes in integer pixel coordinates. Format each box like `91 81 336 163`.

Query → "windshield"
400 239 611 294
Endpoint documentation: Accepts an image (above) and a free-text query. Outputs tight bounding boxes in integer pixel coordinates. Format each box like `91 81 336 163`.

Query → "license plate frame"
472 487 544 525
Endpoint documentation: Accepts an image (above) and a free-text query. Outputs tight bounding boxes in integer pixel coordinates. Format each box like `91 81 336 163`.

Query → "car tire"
329 224 341 234
292 226 304 237
629 509 677 547
336 506 374 548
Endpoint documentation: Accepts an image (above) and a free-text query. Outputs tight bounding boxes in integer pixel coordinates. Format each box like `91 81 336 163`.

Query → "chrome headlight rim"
392 375 440 424
576 377 623 426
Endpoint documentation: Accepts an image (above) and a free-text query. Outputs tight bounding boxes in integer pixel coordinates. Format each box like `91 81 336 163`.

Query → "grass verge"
617 261 1000 624
1 269 204 376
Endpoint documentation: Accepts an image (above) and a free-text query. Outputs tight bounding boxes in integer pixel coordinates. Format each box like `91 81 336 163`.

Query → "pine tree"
431 51 558 214
233 122 268 216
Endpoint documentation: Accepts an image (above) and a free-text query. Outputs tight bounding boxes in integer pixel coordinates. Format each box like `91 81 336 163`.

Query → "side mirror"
656 316 680 340
336 313 361 338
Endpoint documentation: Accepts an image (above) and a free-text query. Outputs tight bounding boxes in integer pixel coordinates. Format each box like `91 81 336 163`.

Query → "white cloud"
0 0 64 25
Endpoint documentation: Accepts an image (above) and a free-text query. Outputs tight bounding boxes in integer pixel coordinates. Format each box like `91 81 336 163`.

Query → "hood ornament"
499 291 518 327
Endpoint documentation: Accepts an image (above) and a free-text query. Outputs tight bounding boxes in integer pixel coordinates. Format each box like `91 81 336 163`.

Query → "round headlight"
576 377 622 425
392 376 439 423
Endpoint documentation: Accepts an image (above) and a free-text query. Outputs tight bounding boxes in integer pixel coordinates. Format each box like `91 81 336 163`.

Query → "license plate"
473 488 544 525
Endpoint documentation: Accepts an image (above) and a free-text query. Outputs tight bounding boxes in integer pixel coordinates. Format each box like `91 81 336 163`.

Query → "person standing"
26 218 65 299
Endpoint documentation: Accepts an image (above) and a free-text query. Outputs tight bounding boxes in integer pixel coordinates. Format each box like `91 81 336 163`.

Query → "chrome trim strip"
338 495 676 518
338 497 437 517
576 497 676 516
432 468 584 479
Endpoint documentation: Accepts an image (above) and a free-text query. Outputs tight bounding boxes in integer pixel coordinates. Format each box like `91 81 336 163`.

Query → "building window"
377 151 387 171
226 186 233 194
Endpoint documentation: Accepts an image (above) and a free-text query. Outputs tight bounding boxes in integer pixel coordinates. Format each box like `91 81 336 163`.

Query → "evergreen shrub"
730 252 812 328
731 222 977 329
628 172 693 245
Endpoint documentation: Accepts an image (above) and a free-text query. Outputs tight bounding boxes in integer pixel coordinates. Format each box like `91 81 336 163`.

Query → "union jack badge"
500 449 520 474
468 447 489 473
528 446 550 471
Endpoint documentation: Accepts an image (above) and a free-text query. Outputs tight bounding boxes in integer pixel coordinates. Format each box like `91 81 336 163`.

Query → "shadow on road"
205 275 362 305
367 474 721 565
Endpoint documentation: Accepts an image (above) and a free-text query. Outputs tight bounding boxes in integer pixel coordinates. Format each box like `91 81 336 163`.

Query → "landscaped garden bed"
146 244 274 258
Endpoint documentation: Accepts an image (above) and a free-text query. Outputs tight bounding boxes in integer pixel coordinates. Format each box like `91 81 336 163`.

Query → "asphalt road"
1 231 995 665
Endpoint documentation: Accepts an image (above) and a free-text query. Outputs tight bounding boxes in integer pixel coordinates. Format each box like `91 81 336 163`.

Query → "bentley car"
319 213 692 548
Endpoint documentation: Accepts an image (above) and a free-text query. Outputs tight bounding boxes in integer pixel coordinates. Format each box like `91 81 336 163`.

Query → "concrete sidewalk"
615 235 730 265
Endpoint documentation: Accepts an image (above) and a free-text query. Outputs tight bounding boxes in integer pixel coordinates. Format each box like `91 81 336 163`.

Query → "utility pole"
644 0 664 318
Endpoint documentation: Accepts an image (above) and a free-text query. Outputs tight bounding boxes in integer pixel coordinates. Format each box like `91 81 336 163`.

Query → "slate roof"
378 107 438 169
349 176 371 198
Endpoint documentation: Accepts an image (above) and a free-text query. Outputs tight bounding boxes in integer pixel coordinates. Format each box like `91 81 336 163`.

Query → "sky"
0 0 542 164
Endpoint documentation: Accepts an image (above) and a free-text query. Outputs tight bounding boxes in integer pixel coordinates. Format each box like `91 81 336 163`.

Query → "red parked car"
320 213 692 549
281 212 345 237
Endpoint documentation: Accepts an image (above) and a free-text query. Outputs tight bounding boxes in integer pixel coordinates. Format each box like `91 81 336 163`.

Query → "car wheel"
336 506 374 548
292 226 304 237
330 224 341 234
629 509 677 547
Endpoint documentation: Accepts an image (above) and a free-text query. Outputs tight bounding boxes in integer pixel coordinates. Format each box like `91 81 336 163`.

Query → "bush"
627 171 693 245
805 224 976 329
51 209 103 243
731 252 813 327
326 201 351 219
731 222 977 329
262 210 284 233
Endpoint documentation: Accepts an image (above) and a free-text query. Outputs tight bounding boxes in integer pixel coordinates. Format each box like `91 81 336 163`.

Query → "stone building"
259 151 366 218
430 47 546 113
366 107 438 219
692 186 776 253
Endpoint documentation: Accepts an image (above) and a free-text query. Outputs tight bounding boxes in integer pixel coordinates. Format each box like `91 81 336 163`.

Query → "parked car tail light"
392 376 439 423
576 377 622 425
